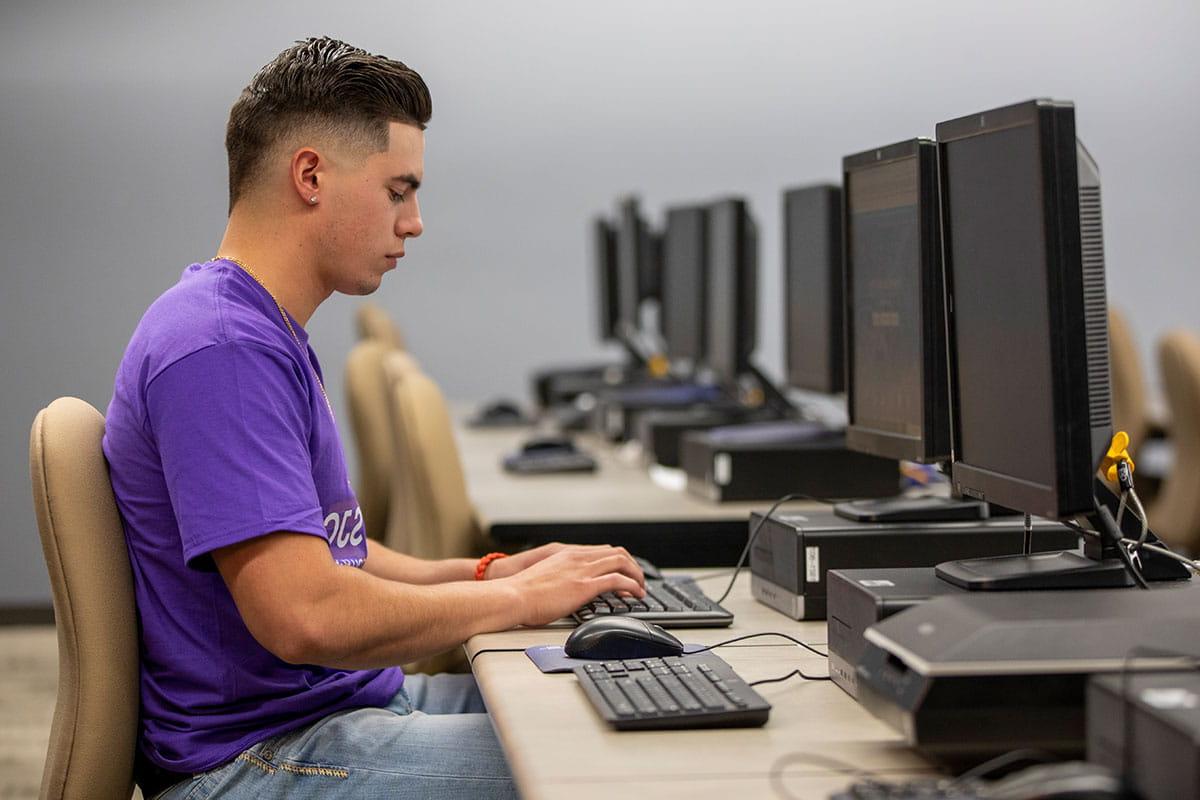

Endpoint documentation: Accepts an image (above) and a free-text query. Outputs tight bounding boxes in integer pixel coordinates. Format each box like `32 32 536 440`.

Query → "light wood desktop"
465 569 939 800
457 421 825 565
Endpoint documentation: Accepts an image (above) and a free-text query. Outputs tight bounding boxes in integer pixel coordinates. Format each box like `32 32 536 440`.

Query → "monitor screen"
943 122 1058 492
591 217 618 343
784 185 843 393
846 157 924 441
660 206 708 362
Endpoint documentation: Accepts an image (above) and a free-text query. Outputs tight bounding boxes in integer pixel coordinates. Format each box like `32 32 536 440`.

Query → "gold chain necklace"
216 256 336 423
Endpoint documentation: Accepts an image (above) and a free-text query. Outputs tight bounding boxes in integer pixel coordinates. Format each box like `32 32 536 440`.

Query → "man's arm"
361 540 475 583
214 532 643 670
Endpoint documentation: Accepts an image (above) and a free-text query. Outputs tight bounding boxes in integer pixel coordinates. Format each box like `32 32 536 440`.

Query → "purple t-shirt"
102 259 403 774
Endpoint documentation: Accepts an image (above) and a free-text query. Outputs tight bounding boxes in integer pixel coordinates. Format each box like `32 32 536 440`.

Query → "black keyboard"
573 578 734 627
575 652 771 730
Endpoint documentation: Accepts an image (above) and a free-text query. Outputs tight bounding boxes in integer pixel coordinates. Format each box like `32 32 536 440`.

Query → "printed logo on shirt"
322 497 368 567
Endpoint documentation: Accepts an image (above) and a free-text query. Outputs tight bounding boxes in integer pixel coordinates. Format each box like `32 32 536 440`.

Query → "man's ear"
290 147 323 207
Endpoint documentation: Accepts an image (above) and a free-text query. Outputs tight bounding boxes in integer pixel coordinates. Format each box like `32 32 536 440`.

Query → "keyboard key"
594 680 635 718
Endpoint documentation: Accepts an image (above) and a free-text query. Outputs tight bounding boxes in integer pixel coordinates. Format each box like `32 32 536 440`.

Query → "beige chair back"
382 353 488 561
29 397 138 800
355 302 406 351
1108 307 1151 453
345 341 420 540
1149 330 1200 552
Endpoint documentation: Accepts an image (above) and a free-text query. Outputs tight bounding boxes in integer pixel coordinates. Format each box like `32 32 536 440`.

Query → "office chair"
1109 307 1152 454
381 351 491 562
1148 330 1200 553
355 302 407 351
346 341 421 540
29 397 138 800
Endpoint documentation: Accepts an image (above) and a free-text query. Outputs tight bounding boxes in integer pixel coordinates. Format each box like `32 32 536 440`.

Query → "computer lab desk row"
464 569 939 800
457 422 824 567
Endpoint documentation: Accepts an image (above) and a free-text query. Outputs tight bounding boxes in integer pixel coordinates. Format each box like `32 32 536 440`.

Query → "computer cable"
1065 519 1200 574
685 630 827 659
686 631 831 686
468 647 527 666
716 491 843 605
769 750 925 800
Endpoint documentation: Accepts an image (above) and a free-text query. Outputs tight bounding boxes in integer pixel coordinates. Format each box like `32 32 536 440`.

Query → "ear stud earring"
309 196 318 205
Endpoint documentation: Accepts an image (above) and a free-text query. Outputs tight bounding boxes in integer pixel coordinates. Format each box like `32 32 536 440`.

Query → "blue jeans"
159 673 517 800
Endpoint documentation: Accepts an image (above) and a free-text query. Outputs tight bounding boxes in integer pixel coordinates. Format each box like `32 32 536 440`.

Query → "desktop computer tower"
1087 671 1200 800
747 509 1078 620
855 585 1200 759
636 407 777 468
681 432 899 503
825 567 966 699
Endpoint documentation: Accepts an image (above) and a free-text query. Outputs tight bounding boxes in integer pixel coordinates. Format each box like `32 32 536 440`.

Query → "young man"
103 37 645 799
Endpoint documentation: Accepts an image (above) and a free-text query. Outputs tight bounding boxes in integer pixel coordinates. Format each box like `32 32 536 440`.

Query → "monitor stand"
935 480 1192 590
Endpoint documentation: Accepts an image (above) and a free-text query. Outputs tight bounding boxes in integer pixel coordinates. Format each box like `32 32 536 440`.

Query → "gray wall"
3 0 1198 605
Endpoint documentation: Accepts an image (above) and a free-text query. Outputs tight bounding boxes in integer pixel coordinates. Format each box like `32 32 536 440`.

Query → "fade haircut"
225 37 432 211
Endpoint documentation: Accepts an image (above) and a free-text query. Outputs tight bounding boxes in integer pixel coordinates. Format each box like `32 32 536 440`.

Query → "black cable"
1093 503 1150 589
768 751 909 800
749 668 830 687
468 647 527 666
716 492 841 605
686 631 828 659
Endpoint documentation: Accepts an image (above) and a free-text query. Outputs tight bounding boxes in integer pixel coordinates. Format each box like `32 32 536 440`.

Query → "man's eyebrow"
392 174 422 191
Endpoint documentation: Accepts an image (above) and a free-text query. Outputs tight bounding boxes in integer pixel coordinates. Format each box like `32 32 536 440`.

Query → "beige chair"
345 341 421 541
30 397 138 800
1148 330 1200 553
1108 307 1152 454
382 352 491 562
355 302 406 351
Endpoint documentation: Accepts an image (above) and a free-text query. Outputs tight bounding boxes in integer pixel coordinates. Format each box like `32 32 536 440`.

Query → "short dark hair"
225 37 432 210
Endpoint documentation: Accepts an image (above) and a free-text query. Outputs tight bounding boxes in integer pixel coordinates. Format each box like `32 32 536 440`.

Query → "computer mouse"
563 617 684 660
479 399 523 421
520 436 576 455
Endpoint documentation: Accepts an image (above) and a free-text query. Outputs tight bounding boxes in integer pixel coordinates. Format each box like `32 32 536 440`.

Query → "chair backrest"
29 397 138 800
382 353 487 561
1108 307 1151 453
1149 330 1200 553
345 340 417 540
355 302 406 351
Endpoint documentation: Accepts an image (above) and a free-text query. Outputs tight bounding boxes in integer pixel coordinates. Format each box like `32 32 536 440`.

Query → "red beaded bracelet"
474 552 508 581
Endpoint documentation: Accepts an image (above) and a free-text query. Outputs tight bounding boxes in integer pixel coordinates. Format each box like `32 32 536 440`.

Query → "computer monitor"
591 217 619 344
842 139 951 464
783 184 844 394
934 99 1130 590
659 205 709 364
615 197 652 341
704 197 758 385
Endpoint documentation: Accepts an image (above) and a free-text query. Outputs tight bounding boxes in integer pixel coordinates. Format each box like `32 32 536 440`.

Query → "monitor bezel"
842 138 951 463
938 99 1100 519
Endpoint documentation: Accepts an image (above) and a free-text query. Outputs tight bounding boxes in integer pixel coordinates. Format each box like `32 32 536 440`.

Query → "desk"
458 423 823 566
465 570 939 799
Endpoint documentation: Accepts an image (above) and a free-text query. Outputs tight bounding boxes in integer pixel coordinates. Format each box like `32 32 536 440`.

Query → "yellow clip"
646 353 670 379
1099 431 1135 483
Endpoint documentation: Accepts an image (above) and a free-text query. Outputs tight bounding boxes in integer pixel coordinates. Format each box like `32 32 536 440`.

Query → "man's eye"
389 189 406 203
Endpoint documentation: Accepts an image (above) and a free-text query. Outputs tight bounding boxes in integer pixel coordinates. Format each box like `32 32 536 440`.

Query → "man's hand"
499 545 646 627
485 542 643 582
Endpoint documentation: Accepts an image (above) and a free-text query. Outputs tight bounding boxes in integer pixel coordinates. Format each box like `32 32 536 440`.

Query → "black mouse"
563 617 684 660
479 399 523 421
520 436 576 455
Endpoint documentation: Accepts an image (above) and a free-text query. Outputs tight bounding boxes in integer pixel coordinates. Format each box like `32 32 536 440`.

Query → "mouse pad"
526 644 709 673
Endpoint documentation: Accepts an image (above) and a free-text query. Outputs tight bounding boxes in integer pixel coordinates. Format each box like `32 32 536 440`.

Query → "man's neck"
216 204 330 327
